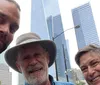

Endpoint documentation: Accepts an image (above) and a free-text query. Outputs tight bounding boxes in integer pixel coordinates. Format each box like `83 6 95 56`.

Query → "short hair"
75 44 100 66
6 0 20 11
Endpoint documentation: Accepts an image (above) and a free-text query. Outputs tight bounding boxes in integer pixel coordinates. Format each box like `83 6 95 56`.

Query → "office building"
72 2 100 49
0 48 12 85
47 14 71 81
0 52 5 64
18 74 25 85
31 0 71 82
0 64 12 85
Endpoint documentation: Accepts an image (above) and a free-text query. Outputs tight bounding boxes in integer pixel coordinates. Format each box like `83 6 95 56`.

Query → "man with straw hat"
5 32 74 85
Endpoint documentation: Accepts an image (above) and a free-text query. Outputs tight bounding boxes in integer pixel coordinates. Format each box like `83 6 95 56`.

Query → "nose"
0 23 10 33
29 56 38 65
88 66 95 77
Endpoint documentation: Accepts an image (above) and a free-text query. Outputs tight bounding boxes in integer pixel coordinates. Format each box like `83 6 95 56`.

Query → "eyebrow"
0 12 9 19
0 12 19 26
80 59 99 68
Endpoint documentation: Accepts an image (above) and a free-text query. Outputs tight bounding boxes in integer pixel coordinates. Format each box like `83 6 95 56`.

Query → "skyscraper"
31 0 71 81
72 2 100 49
47 15 71 81
0 49 12 85
0 64 12 85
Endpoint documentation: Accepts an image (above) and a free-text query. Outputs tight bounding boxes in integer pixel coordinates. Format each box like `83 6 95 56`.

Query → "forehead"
19 43 45 53
80 52 100 67
0 0 20 23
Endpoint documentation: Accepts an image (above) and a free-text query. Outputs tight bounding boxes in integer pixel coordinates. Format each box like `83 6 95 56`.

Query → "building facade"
0 64 12 85
72 2 100 49
47 15 71 81
31 0 71 82
0 47 12 85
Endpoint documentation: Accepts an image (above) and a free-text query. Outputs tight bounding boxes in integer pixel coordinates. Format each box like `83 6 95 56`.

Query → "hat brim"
5 40 56 73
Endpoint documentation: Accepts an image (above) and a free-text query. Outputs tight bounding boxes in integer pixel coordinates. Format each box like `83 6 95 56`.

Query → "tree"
0 81 1 85
76 80 85 85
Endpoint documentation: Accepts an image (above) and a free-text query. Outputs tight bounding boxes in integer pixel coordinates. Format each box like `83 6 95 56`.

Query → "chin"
0 47 6 53
0 45 7 53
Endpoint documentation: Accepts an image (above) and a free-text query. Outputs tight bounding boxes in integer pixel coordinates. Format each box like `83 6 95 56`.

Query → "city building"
0 49 8 64
31 0 71 82
18 74 25 85
0 64 12 85
0 48 12 85
72 2 100 49
47 15 71 81
0 52 5 64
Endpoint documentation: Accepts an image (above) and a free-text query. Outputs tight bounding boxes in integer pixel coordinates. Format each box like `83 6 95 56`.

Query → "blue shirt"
25 75 74 85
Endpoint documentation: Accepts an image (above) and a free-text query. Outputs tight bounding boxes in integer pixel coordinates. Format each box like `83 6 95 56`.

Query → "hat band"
17 39 40 45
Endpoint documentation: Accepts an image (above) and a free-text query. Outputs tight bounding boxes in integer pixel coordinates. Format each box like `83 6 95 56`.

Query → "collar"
25 75 55 85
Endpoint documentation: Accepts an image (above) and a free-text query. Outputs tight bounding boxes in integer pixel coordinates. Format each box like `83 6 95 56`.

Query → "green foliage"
0 81 1 85
76 80 85 85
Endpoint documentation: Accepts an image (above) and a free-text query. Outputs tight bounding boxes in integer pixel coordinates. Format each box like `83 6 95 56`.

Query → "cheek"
19 63 27 73
95 65 100 71
82 73 88 82
21 62 27 69
83 73 87 79
46 55 50 64
6 33 13 43
46 57 49 64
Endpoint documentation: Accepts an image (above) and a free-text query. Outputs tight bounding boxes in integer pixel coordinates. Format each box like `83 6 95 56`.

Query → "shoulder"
54 81 74 85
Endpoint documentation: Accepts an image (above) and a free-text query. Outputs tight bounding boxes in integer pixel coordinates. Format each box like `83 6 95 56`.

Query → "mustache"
27 65 34 72
26 65 42 73
88 75 99 82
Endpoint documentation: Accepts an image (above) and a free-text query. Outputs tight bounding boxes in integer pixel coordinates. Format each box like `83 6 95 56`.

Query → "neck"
28 78 51 85
38 79 51 85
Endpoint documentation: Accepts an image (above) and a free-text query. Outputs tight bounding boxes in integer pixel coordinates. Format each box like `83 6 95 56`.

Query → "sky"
58 0 91 68
10 0 31 85
9 0 100 85
58 0 100 69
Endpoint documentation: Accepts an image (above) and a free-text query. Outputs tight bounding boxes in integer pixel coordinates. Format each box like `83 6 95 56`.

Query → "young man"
75 44 100 85
5 32 74 85
0 0 20 53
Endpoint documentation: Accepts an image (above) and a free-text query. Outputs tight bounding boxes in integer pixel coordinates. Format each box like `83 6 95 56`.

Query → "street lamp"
52 25 80 81
53 25 80 39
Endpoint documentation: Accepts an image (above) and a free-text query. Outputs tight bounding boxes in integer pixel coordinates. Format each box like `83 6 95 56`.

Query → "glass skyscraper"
47 15 71 81
72 2 100 49
31 0 71 81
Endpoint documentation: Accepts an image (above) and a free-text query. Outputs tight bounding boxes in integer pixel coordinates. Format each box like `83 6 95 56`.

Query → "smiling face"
0 0 20 53
80 51 100 85
16 44 50 85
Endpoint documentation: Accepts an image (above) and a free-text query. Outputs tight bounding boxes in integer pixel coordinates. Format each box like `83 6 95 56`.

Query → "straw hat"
5 32 56 73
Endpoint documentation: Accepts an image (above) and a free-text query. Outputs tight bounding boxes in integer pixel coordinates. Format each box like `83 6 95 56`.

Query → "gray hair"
75 44 100 66
6 0 20 11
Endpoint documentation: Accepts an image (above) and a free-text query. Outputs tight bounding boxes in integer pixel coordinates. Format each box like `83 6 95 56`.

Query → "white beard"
23 71 48 85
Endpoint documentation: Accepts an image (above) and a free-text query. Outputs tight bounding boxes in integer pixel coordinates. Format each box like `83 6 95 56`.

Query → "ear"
16 61 22 72
46 52 50 64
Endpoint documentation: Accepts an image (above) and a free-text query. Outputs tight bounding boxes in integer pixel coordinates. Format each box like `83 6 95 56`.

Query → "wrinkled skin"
16 44 51 85
80 52 100 85
0 0 20 53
